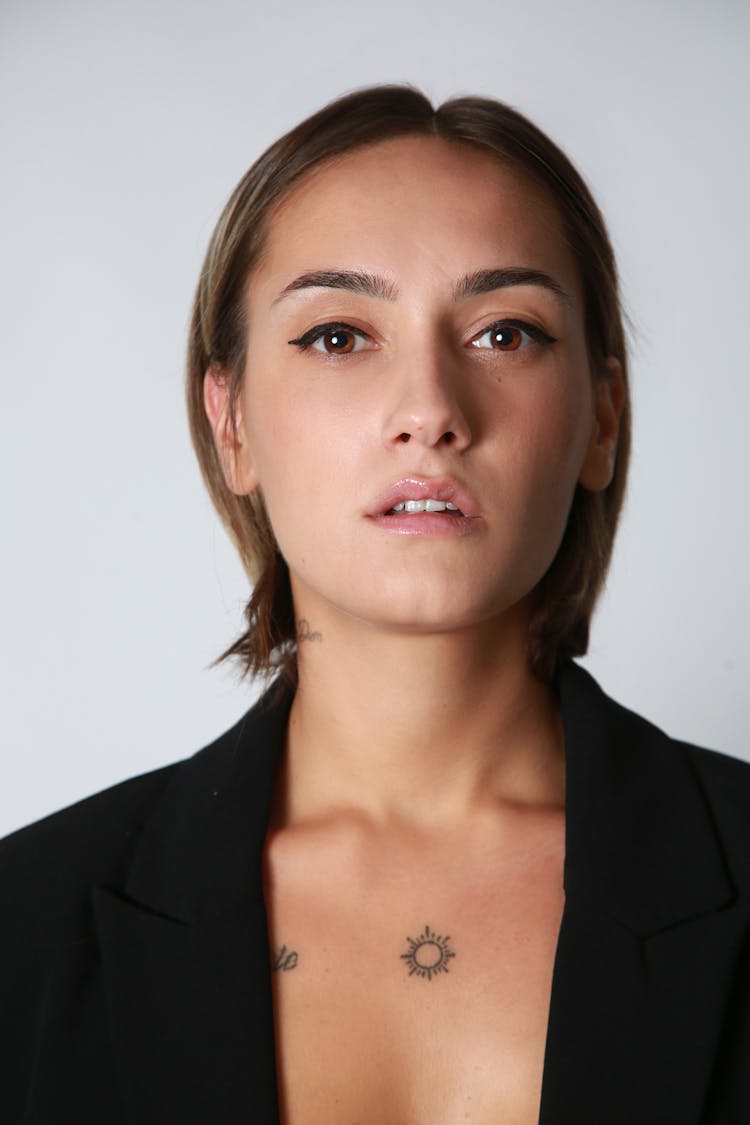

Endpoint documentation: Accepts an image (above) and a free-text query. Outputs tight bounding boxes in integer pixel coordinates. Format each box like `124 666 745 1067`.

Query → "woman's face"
207 136 621 638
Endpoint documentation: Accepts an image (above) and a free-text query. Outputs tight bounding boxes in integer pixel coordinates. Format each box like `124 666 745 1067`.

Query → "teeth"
390 499 462 514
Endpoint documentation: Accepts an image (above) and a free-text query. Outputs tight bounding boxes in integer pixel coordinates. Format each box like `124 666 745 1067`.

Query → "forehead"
254 135 578 298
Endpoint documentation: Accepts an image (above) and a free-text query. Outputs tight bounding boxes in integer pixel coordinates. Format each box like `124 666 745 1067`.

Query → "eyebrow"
273 266 570 307
453 267 571 306
273 270 398 305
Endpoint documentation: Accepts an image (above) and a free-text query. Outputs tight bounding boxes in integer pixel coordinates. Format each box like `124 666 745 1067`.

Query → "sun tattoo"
400 925 456 981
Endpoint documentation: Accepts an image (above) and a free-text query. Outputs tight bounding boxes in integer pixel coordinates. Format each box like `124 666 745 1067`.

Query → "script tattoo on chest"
401 924 456 981
272 944 299 972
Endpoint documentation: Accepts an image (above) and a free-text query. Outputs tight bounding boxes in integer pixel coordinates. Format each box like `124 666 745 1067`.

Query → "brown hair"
186 84 630 685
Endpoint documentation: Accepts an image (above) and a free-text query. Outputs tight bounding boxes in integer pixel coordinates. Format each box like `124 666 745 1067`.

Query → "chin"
289 553 542 638
338 583 532 638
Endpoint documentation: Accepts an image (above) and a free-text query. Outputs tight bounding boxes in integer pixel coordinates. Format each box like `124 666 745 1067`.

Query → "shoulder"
0 762 180 948
683 738 750 792
560 661 750 901
617 698 750 864
563 660 750 797
681 740 750 877
605 669 750 859
0 686 290 950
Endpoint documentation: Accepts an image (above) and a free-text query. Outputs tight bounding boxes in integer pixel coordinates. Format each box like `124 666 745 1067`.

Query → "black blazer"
2 663 750 1124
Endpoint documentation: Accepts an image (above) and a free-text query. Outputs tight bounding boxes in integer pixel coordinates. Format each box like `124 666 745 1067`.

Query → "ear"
203 365 258 495
578 357 626 492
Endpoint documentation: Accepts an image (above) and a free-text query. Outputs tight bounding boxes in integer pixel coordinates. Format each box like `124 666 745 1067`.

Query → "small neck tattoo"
296 618 323 643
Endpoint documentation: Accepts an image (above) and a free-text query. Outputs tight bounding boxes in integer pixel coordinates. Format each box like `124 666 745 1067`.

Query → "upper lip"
368 477 480 518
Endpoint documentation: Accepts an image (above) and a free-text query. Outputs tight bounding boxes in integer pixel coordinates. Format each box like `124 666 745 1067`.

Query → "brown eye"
470 323 526 351
289 322 371 354
470 319 556 353
320 328 356 354
487 325 522 350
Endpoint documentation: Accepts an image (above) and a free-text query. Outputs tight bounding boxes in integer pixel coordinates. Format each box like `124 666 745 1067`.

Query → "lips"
368 477 480 519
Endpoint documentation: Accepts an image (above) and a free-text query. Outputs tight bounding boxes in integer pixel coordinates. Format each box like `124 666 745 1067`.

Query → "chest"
264 826 565 1124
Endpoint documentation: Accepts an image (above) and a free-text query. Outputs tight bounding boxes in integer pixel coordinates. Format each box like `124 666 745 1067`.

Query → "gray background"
1 0 748 837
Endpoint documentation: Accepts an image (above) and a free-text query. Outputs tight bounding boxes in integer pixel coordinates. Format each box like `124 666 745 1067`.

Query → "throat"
283 652 565 827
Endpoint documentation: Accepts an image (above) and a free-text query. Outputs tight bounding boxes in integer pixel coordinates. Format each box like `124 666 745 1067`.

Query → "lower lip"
367 513 482 537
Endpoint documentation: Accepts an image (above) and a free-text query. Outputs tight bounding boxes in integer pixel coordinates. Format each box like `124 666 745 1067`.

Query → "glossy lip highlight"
368 477 480 518
366 477 483 537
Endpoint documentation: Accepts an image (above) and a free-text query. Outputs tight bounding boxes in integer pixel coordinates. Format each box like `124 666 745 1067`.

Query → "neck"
277 604 565 829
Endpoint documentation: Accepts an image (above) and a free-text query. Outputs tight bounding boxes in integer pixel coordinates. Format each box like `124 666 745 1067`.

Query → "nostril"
399 433 411 443
442 431 455 444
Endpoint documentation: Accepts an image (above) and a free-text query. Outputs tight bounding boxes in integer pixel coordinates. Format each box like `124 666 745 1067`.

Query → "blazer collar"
122 685 292 923
115 661 733 936
91 663 737 1125
91 688 293 1125
557 662 734 935
119 660 734 937
539 665 738 1124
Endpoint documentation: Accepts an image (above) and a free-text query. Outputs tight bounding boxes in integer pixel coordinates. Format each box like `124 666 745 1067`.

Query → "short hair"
186 84 630 686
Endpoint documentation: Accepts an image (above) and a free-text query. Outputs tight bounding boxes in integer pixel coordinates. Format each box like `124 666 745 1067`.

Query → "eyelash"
288 321 370 354
287 318 557 355
470 319 557 351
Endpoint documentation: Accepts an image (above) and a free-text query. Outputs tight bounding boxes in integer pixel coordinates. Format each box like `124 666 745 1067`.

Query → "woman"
2 85 749 1124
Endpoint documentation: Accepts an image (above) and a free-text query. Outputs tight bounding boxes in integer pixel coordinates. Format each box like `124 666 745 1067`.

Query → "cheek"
548 388 594 479
241 379 356 564
505 371 595 539
544 351 595 465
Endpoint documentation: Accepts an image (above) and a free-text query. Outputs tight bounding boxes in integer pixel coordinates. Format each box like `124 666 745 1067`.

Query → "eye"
288 322 372 355
469 319 556 352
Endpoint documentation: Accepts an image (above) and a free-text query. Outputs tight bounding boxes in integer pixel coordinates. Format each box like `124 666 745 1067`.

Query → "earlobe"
203 365 258 495
578 357 626 492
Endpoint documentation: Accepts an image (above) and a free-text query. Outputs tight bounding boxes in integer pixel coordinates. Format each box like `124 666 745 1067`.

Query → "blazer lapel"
93 688 293 1125
539 664 740 1125
93 663 742 1123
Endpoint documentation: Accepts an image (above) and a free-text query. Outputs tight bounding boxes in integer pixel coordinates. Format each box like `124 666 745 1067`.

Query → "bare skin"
264 780 565 1124
205 135 623 1122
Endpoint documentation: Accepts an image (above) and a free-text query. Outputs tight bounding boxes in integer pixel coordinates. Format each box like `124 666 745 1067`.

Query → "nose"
382 349 473 452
